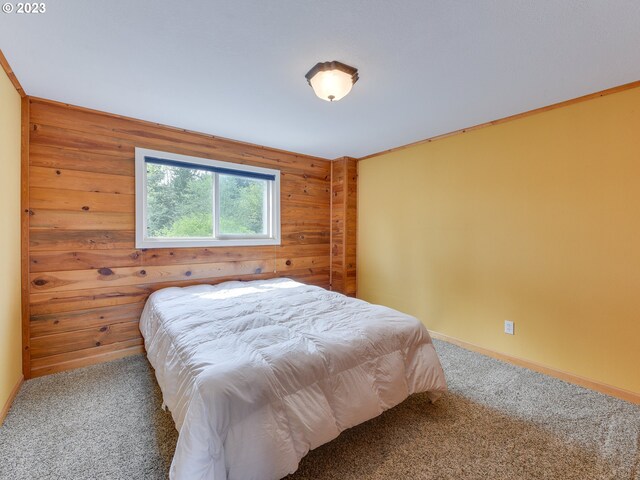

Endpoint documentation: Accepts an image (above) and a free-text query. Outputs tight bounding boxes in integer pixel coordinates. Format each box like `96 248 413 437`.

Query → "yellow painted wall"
358 86 640 395
0 66 23 412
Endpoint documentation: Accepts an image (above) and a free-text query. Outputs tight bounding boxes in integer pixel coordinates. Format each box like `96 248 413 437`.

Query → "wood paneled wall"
24 98 335 378
330 157 357 296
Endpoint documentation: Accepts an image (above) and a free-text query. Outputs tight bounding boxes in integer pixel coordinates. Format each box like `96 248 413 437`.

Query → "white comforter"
140 278 447 480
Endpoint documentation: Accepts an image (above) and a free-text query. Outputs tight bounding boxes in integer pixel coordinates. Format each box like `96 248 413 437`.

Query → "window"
135 148 280 248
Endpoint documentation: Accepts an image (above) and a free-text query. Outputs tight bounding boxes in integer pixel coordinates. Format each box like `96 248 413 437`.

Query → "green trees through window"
218 174 266 235
146 164 266 238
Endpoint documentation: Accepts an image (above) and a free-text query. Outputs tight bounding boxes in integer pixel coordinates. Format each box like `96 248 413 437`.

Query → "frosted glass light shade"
305 61 358 102
309 69 353 102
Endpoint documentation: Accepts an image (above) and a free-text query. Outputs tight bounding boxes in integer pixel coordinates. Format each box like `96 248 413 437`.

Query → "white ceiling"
1 1 640 159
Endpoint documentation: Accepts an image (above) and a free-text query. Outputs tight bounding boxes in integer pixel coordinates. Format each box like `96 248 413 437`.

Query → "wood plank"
30 230 135 251
30 226 329 251
30 342 145 378
30 243 328 272
26 203 326 230
281 205 331 220
30 256 328 293
30 166 134 194
29 267 330 316
30 187 134 213
281 181 330 205
30 285 152 316
282 193 330 207
30 321 141 359
30 260 272 292
30 338 144 371
140 244 329 268
30 209 134 231
30 303 145 337
28 166 325 210
30 144 135 176
27 185 325 224
30 123 133 159
281 218 330 228
282 230 330 244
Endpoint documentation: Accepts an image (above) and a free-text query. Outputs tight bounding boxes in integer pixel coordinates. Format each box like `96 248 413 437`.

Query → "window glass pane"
218 174 267 235
146 163 213 238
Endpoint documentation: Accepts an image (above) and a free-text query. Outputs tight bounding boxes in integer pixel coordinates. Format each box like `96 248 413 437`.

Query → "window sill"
136 237 281 249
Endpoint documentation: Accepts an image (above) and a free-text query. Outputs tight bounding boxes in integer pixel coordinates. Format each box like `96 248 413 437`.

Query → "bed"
140 278 447 480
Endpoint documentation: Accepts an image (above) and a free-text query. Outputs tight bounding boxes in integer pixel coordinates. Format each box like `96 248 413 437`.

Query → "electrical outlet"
504 320 514 335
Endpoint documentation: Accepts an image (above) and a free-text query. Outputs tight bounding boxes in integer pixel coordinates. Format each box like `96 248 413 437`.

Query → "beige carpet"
1 339 638 479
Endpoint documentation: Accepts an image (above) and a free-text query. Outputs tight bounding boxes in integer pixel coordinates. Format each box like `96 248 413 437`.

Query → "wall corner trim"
330 157 357 296
20 96 30 378
0 49 26 98
430 331 640 405
0 375 24 426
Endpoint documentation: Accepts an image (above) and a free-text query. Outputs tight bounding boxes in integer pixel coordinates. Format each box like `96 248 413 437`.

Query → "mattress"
140 278 447 480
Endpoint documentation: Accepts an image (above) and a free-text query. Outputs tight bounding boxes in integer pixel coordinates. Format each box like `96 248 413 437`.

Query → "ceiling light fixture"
305 61 359 102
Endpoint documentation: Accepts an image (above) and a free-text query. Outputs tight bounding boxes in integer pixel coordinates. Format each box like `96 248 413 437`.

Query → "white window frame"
135 148 281 248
